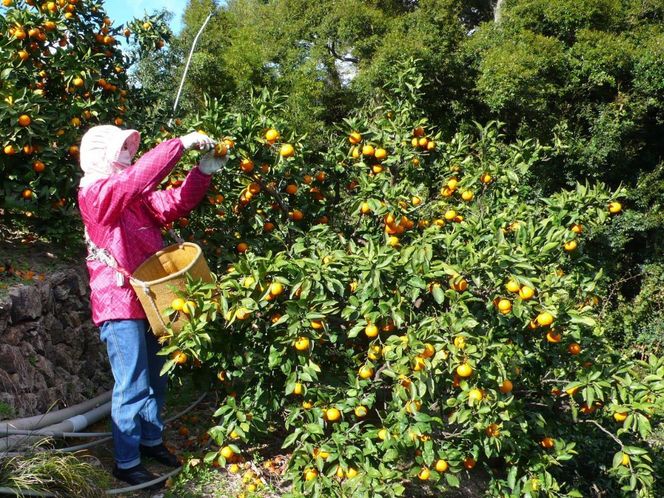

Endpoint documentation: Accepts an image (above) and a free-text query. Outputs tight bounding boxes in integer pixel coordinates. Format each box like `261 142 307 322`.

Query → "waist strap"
84 228 132 287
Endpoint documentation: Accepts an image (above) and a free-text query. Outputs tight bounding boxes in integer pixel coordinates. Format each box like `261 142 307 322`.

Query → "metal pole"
170 11 215 124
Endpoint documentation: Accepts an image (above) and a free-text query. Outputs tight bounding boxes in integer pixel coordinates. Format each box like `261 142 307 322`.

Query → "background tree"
465 0 664 356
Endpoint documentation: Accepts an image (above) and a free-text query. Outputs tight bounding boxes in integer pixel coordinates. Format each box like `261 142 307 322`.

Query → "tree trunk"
494 0 505 23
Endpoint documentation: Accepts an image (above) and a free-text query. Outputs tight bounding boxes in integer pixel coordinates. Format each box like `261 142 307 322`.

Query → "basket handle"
168 229 185 246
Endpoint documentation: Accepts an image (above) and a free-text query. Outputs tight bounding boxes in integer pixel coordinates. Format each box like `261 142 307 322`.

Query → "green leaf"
507 465 517 489
432 286 445 304
445 473 460 487
383 449 399 462
612 451 623 468
305 423 324 435
204 451 218 464
282 430 301 448
568 311 597 328
636 415 652 438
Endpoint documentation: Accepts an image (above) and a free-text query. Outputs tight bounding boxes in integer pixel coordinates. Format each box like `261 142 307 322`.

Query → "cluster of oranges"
349 131 390 174
3 0 78 18
410 125 436 152
157 92 649 496
203 127 334 253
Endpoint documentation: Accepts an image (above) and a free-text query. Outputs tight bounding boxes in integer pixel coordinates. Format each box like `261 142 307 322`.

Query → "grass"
0 402 14 420
164 464 234 498
163 460 282 498
0 439 110 497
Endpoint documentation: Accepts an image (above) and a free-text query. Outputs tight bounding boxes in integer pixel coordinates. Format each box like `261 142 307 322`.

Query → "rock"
41 339 55 361
53 343 76 373
79 354 98 379
67 331 85 358
91 370 113 392
0 297 11 332
0 266 111 418
32 372 48 393
46 385 67 410
35 392 51 413
64 312 82 331
0 369 15 396
19 341 37 361
52 271 86 300
0 344 29 375
27 326 46 355
46 313 66 346
17 393 38 417
18 368 37 392
54 366 69 380
34 355 56 384
2 321 36 346
9 285 42 322
41 282 55 314
53 284 70 302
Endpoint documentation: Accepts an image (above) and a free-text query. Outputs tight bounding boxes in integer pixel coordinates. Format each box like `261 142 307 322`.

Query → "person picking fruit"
77 125 226 488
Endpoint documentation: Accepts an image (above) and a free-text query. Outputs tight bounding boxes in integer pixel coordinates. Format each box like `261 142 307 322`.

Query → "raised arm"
87 138 185 225
143 166 212 225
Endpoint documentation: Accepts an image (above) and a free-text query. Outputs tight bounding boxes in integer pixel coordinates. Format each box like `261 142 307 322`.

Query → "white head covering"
79 125 141 189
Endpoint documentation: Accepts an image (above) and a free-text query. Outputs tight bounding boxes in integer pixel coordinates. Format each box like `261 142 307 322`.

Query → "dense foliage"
160 72 663 496
167 0 664 362
2 0 663 496
173 0 664 187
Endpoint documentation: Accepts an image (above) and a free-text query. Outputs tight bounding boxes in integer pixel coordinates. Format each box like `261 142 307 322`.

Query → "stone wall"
0 267 112 419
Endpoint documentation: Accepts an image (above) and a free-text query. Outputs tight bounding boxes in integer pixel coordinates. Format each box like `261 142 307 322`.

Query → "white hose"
1 391 208 455
1 390 207 440
7 402 111 438
0 391 112 433
0 402 111 452
0 392 205 495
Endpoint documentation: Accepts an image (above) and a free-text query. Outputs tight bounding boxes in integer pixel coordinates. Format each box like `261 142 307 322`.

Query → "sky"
103 0 185 34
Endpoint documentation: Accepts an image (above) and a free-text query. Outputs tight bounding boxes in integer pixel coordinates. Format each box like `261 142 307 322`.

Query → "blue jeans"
100 319 167 469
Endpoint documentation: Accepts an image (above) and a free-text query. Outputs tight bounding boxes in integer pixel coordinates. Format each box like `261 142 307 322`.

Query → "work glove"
198 151 227 175
179 131 215 151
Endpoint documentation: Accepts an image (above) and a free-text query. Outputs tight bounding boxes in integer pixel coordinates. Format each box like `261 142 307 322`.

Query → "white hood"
79 125 140 189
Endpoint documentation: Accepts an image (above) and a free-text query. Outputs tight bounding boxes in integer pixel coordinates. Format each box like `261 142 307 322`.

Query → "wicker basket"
130 242 213 337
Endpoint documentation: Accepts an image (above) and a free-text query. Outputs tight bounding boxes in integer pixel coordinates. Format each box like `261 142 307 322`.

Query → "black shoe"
140 443 180 468
112 464 162 489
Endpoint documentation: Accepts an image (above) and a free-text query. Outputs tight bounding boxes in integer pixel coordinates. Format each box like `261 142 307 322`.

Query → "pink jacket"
78 138 211 326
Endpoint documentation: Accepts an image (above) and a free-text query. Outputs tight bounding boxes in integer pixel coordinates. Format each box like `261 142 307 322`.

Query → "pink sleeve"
87 138 185 225
143 166 212 225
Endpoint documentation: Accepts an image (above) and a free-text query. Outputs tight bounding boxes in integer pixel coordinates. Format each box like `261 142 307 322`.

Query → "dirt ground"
0 221 85 299
83 384 289 498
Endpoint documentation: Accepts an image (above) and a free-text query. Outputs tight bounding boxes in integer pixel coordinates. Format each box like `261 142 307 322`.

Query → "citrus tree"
0 0 169 222
159 66 663 497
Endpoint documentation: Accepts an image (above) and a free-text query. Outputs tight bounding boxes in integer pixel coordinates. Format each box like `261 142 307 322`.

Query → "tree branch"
326 41 359 64
494 0 505 23
250 174 290 214
581 419 623 448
